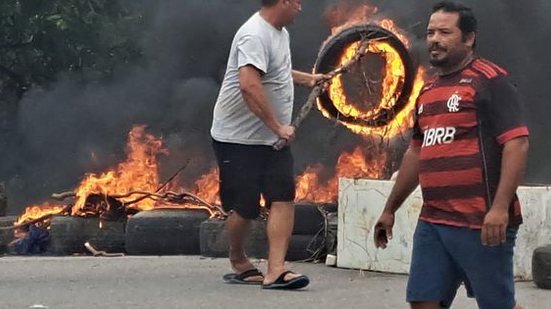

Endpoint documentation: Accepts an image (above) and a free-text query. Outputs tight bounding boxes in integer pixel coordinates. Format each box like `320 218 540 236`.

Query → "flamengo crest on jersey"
447 93 461 113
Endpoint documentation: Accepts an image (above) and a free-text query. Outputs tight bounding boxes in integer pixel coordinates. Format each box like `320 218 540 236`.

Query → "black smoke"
1 0 550 214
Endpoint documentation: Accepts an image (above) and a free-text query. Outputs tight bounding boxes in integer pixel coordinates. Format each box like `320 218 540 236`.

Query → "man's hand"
481 207 509 246
310 73 334 87
276 125 295 144
374 211 395 249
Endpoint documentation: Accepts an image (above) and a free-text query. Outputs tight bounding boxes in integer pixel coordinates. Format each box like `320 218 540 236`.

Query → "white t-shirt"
211 12 294 146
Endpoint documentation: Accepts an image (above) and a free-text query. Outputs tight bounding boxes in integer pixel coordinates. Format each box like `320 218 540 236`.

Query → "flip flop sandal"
222 268 264 285
261 271 310 290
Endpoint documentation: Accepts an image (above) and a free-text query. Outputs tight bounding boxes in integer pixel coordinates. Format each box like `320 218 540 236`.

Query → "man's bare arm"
239 65 294 140
482 136 529 246
292 70 327 88
384 145 421 214
374 145 420 248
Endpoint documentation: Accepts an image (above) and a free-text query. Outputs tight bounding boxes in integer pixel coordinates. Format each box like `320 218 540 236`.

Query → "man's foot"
226 257 263 284
223 269 264 285
262 271 309 290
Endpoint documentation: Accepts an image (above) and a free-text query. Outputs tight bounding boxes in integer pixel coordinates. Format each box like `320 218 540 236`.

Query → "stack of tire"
287 204 327 261
533 245 551 290
199 218 268 258
48 216 126 255
125 208 210 255
199 203 331 261
0 216 17 254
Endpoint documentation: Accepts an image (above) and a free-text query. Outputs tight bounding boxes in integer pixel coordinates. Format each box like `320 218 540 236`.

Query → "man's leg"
227 211 261 278
263 201 303 283
212 140 263 282
441 227 518 309
261 144 305 285
407 221 463 308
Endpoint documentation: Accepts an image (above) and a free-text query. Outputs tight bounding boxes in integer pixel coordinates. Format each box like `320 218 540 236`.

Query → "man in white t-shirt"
211 0 323 290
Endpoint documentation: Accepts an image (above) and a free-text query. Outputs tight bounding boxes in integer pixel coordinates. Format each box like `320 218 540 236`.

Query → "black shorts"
212 139 295 219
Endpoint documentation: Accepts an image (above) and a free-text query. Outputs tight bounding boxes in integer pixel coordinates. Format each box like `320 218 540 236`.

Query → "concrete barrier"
337 178 551 280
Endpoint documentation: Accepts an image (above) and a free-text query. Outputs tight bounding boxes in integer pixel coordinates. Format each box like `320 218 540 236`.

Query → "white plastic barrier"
337 178 551 280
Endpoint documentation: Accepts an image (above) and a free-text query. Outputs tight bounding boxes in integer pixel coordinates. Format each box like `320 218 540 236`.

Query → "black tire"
81 218 126 253
125 209 210 255
0 216 17 253
533 244 551 289
293 204 325 235
286 234 324 262
314 24 416 127
48 216 86 255
48 216 126 255
325 212 338 256
199 218 267 258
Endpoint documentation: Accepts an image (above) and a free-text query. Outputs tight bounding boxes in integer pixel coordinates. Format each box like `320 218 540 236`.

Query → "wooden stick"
51 191 77 201
273 36 375 151
84 242 125 257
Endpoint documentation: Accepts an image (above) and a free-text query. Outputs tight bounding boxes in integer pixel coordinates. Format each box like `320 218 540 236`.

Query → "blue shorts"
407 220 517 309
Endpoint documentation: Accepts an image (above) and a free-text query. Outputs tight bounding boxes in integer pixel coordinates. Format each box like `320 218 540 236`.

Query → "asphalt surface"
0 256 549 309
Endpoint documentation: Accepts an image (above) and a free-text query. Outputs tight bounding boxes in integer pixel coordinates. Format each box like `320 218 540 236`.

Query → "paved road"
0 256 548 308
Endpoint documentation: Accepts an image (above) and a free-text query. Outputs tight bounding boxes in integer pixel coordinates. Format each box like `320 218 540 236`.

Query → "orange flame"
330 69 425 138
15 3 428 226
15 203 66 226
327 40 406 121
193 167 220 205
72 125 166 214
295 146 388 203
318 2 427 140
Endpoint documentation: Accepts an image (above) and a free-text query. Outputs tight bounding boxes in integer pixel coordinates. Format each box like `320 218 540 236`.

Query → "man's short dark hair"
261 0 279 7
432 1 477 37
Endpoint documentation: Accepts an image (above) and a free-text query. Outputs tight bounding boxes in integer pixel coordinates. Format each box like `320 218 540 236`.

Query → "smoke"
1 0 550 213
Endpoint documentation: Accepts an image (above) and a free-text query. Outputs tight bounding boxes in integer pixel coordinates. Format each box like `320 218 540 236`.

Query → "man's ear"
465 32 476 49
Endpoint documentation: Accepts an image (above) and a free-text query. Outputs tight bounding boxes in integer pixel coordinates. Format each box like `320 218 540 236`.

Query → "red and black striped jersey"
411 57 529 229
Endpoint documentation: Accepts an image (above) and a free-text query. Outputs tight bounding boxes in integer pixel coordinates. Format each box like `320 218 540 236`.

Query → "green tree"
0 0 144 128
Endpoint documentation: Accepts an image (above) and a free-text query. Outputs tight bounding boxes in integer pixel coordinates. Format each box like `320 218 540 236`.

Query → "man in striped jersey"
374 1 529 308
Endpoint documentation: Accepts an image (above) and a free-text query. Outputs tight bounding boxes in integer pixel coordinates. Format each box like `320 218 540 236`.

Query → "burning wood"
52 190 224 218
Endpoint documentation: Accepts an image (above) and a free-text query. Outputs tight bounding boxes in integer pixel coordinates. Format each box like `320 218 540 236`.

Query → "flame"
193 167 220 205
72 125 166 214
327 40 406 121
295 145 387 203
15 203 66 226
318 2 427 140
186 148 387 205
14 3 428 227
331 69 425 138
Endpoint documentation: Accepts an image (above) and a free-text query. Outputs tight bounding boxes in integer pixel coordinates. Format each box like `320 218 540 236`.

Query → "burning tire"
125 209 209 255
533 244 551 289
0 216 17 253
314 24 416 127
48 216 126 255
199 218 268 258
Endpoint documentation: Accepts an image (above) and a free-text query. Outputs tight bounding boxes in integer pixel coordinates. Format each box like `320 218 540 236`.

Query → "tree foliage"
0 0 144 97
